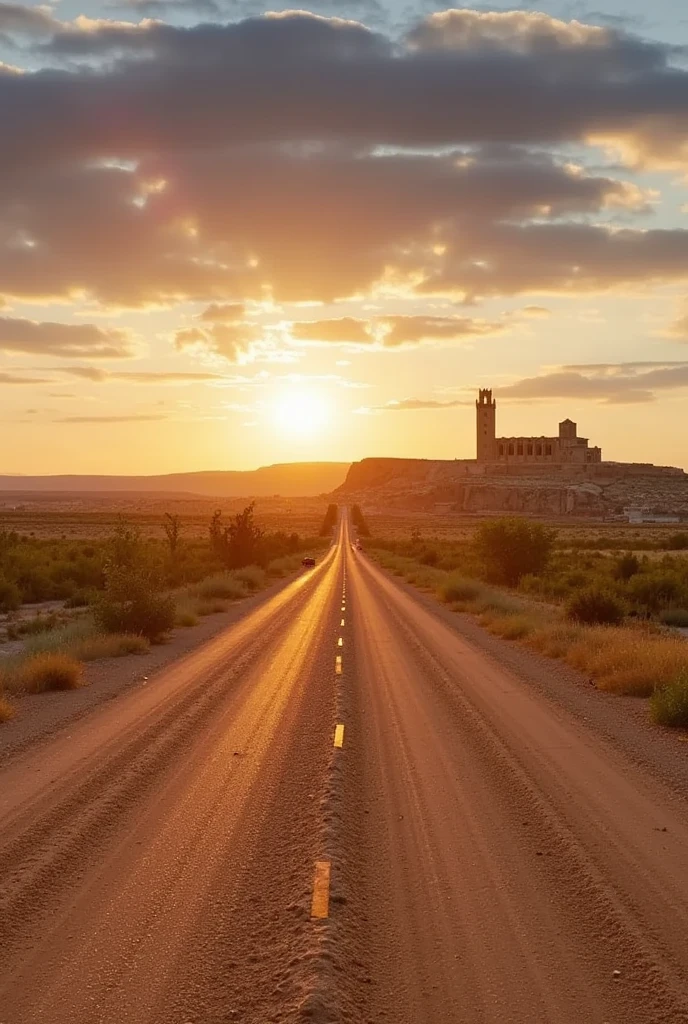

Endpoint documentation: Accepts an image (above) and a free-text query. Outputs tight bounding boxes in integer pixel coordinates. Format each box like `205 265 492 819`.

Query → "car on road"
301 556 316 567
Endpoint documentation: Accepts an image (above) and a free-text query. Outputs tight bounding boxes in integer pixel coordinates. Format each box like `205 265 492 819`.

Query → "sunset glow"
272 391 330 439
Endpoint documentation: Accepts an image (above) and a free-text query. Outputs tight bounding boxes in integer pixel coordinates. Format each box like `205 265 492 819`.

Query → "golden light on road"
272 390 329 438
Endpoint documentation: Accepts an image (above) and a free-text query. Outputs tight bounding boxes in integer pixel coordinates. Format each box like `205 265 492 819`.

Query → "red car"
301 556 316 568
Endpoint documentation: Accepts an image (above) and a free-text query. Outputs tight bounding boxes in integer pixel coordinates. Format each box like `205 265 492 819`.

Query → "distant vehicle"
301 556 316 567
356 542 362 550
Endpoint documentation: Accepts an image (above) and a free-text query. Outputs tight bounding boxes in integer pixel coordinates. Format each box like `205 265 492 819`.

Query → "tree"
163 513 181 558
210 503 264 569
95 563 175 640
615 552 640 581
319 504 338 537
351 504 371 538
474 517 556 586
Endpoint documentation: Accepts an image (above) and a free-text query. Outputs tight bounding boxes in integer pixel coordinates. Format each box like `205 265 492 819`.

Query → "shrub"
24 618 95 656
232 566 266 591
659 608 688 629
13 653 83 694
667 532 688 551
16 613 60 637
0 577 21 613
628 572 686 614
438 575 482 603
175 610 200 628
0 694 14 722
483 614 535 640
650 672 688 727
615 552 641 581
95 564 175 641
195 574 248 600
474 518 556 586
70 633 149 660
566 587 625 626
65 590 93 608
567 628 688 697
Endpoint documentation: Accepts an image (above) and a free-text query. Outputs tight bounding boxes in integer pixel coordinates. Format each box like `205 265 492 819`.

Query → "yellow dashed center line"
337 637 343 647
310 860 331 919
341 618 345 626
335 656 342 675
334 723 344 748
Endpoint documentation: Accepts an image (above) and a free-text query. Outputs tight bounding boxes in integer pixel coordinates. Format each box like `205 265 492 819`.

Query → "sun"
272 390 329 438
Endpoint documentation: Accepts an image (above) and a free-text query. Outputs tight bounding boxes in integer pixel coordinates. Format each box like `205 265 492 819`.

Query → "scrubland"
0 502 329 722
367 517 688 729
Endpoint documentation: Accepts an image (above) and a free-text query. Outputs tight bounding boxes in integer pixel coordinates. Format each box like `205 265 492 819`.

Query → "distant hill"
0 463 350 498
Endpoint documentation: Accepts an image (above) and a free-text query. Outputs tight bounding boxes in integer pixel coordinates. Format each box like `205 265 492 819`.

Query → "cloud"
0 11 687 310
494 362 688 404
174 321 261 361
0 2 60 38
0 316 134 358
110 0 221 14
28 11 688 166
0 371 55 384
373 397 468 411
55 365 234 383
57 414 168 422
291 313 510 347
198 303 246 322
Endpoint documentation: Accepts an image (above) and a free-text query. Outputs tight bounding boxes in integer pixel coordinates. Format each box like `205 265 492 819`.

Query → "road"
1 516 687 1023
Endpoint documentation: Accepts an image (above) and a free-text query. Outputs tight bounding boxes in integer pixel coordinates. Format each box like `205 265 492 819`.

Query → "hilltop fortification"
338 391 686 517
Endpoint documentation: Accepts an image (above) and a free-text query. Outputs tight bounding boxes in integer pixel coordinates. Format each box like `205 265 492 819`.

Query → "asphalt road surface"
1 516 687 1024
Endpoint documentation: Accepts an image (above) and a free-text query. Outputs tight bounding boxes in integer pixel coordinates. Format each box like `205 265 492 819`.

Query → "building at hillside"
476 389 602 465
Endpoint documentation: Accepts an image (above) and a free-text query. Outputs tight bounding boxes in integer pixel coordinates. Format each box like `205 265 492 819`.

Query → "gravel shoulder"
0 570 307 767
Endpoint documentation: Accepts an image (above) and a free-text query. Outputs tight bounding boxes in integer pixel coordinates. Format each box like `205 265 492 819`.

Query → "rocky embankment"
337 458 688 517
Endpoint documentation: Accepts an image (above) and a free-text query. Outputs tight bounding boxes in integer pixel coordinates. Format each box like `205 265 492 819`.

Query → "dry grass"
3 653 84 695
0 693 14 722
564 627 688 697
69 633 150 661
175 610 200 627
650 672 688 728
482 614 536 640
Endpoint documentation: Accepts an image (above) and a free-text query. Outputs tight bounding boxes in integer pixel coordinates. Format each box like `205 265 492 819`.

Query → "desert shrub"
420 548 439 566
95 564 175 641
0 694 14 722
65 590 93 608
628 571 686 614
13 653 83 694
615 552 641 581
0 577 21 612
175 610 200 627
195 574 248 600
528 623 585 659
15 613 60 637
438 575 482 603
483 614 535 640
232 566 266 591
659 608 688 628
474 518 556 586
650 672 688 727
24 618 95 656
667 532 688 551
567 628 688 697
70 633 149 660
566 587 625 626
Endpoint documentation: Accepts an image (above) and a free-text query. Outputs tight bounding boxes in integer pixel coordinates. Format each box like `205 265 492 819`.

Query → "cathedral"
476 389 602 465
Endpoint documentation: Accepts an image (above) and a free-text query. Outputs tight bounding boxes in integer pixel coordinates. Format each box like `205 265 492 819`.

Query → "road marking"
337 637 343 647
334 723 344 748
341 618 345 626
335 655 342 674
311 860 331 919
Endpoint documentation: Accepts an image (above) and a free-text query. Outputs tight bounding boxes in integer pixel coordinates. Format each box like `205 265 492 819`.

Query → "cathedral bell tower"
476 389 496 462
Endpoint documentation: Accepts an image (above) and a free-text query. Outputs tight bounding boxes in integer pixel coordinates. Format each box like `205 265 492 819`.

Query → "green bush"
615 552 640 581
566 587 625 626
438 575 482 603
0 577 21 612
650 672 688 727
195 574 248 600
628 571 686 614
232 566 266 591
474 518 556 586
95 565 175 641
659 608 688 628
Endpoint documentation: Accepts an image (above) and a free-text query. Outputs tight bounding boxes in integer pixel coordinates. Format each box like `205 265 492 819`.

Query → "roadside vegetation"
367 515 688 730
0 504 326 721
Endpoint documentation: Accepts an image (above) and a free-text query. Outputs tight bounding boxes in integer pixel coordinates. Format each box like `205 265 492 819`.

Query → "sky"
1 0 688 474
